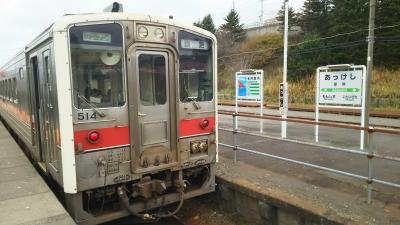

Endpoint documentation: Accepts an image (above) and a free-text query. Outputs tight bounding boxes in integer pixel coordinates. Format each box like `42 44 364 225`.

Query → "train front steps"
215 156 400 225
0 122 76 225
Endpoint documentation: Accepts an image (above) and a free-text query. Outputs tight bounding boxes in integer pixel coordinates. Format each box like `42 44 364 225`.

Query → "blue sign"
238 77 247 97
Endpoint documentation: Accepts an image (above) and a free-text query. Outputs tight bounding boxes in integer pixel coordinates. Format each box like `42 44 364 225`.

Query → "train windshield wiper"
77 93 106 118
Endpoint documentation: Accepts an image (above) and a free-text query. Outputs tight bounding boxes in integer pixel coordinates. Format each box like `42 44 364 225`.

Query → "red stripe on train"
74 126 130 152
179 117 215 138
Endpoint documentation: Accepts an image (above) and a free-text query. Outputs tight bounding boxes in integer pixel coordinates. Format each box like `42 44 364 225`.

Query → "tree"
193 14 216 34
276 4 299 31
220 9 246 42
374 0 400 68
288 33 328 80
327 0 369 65
298 0 333 35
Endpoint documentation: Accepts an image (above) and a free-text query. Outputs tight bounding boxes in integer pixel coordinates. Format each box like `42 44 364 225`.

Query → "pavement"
0 122 75 225
216 156 400 225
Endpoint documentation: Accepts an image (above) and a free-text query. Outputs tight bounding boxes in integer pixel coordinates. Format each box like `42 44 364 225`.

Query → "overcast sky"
0 0 304 65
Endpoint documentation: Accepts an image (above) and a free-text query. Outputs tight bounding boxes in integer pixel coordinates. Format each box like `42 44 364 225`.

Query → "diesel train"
0 7 217 225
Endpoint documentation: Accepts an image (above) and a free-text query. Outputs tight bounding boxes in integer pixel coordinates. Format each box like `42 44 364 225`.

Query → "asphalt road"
217 108 400 198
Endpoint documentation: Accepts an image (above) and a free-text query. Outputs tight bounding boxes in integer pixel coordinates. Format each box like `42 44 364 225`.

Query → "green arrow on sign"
321 88 360 93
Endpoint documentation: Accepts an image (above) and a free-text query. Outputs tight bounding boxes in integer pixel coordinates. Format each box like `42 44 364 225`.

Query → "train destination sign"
317 67 365 106
235 70 263 102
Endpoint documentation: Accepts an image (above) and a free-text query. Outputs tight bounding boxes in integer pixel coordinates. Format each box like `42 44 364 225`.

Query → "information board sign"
318 68 364 106
236 70 263 102
235 69 264 133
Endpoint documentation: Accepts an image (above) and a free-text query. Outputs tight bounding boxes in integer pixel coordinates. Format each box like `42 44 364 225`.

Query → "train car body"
0 12 217 225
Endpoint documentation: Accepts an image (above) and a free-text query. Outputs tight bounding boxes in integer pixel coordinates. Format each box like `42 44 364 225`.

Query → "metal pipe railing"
219 128 400 163
218 142 400 190
219 112 400 204
218 110 400 135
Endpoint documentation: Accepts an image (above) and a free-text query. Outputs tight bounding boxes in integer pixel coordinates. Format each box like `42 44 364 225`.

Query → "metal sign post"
281 0 289 139
235 69 264 133
315 64 367 149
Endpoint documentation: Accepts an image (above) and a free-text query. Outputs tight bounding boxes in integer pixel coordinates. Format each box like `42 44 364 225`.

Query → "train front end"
64 15 217 224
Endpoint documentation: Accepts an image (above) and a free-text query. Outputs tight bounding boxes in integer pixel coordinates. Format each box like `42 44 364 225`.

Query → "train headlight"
154 28 164 39
190 140 208 154
137 26 148 39
190 142 200 153
199 141 208 152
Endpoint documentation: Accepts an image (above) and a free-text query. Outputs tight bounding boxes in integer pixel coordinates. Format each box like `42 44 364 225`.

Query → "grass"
218 67 400 112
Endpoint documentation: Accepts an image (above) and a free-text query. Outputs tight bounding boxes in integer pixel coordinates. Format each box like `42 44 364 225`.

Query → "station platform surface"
0 122 75 225
216 155 400 225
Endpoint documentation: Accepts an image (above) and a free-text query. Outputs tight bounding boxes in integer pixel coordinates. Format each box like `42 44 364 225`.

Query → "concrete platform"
0 122 75 225
215 156 400 225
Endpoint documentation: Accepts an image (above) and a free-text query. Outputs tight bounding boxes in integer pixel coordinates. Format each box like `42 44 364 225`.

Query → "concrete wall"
215 178 342 225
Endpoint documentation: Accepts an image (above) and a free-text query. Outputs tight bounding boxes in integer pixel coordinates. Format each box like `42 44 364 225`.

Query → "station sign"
317 67 364 106
235 70 263 102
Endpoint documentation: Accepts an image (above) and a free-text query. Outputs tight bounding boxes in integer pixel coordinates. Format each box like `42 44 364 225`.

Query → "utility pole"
233 0 235 10
259 0 264 26
364 0 376 204
281 0 289 138
363 0 375 149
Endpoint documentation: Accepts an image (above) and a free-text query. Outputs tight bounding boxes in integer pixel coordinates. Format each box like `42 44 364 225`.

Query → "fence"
218 111 400 204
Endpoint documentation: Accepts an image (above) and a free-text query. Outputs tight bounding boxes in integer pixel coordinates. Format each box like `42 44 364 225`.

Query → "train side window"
6 79 9 100
0 81 2 97
19 68 24 80
138 54 167 106
44 54 51 84
12 77 17 103
9 78 13 101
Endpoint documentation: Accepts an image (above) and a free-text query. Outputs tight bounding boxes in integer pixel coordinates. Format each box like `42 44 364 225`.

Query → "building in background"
245 18 302 39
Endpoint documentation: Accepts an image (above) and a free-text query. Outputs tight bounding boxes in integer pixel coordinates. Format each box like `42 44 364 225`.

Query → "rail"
217 111 400 204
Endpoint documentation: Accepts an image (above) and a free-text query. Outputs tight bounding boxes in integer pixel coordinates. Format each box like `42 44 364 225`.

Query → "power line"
290 22 400 47
219 39 368 62
218 22 400 60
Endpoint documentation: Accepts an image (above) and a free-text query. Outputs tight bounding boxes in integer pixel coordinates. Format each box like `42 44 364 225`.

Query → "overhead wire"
217 22 400 60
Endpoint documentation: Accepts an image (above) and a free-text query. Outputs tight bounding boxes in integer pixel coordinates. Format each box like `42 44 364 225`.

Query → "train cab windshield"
69 23 125 109
178 31 213 102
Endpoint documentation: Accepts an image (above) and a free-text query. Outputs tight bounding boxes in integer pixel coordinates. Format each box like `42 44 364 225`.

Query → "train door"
128 49 177 172
29 56 44 162
28 50 54 168
42 50 58 170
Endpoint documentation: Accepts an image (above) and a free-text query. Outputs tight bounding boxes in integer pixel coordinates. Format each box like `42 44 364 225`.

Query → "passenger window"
19 68 24 80
44 54 51 84
6 80 10 100
12 77 17 103
138 54 167 106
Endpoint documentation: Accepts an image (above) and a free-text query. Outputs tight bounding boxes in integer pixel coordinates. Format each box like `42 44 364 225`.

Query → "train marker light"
200 119 209 129
87 130 100 143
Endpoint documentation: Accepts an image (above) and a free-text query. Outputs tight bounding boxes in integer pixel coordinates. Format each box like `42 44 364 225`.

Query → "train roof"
2 12 217 70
